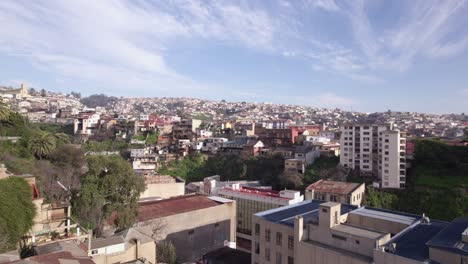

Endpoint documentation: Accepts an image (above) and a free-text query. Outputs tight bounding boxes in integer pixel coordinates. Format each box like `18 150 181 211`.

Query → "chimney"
294 216 304 240
136 239 141 259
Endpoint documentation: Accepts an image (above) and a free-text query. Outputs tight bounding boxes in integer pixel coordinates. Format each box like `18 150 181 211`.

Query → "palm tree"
29 132 57 159
0 98 10 121
54 133 71 145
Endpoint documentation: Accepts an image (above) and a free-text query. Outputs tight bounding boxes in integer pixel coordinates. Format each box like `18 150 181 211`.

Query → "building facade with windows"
252 200 467 264
339 123 406 188
217 184 303 252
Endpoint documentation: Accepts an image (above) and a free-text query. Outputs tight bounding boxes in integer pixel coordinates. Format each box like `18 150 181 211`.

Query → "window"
288 235 294 250
91 249 98 255
356 240 360 244
255 223 260 236
188 229 194 235
265 229 271 242
265 248 270 261
276 232 282 246
255 242 260 254
322 208 328 213
276 252 282 264
288 256 294 264
330 195 337 202
214 223 219 228
332 234 347 241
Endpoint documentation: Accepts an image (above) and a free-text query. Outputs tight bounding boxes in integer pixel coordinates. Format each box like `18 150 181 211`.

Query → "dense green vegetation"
364 139 467 221
303 156 342 186
80 94 118 108
72 155 145 233
0 177 36 252
157 241 177 264
159 153 287 189
1 112 144 245
83 139 129 152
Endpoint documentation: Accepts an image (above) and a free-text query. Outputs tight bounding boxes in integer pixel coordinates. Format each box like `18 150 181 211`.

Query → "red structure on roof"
137 194 221 222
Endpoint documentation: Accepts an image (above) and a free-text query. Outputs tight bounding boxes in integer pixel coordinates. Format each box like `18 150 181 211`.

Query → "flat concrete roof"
350 207 418 226
332 224 385 240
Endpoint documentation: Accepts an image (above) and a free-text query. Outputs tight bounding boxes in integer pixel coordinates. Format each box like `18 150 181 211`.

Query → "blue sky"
1 0 468 114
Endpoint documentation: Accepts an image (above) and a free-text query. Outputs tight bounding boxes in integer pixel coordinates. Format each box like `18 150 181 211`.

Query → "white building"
73 112 100 135
340 123 406 189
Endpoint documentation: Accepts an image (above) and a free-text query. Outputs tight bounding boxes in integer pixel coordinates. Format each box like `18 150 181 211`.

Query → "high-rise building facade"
340 123 406 188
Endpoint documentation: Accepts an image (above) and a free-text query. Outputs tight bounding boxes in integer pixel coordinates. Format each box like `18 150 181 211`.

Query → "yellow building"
0 83 30 99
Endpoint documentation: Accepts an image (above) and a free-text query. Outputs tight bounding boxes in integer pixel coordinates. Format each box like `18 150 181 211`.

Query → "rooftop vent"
387 243 397 253
421 214 430 224
462 228 468 243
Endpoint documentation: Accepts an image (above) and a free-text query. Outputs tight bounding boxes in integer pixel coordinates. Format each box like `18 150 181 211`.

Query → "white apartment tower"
340 123 406 188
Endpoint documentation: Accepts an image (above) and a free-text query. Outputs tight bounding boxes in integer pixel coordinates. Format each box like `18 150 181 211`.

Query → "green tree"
0 98 10 121
72 155 145 232
28 132 56 159
157 241 177 264
0 177 36 252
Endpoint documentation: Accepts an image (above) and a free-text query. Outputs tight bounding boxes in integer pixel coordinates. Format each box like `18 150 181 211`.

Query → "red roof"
137 194 220 222
220 186 290 200
306 180 362 195
11 251 94 264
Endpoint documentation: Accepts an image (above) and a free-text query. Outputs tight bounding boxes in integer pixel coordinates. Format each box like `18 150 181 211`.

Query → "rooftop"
349 207 419 226
383 220 449 262
219 186 296 200
306 180 363 195
202 247 251 264
89 236 125 250
137 194 224 222
426 217 468 256
256 200 357 227
332 224 386 240
11 251 94 264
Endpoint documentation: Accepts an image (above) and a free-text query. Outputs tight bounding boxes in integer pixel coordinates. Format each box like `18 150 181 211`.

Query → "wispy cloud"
342 0 468 71
0 0 467 97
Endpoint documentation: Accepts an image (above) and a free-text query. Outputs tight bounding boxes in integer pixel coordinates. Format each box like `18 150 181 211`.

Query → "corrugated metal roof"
137 194 221 222
305 180 363 195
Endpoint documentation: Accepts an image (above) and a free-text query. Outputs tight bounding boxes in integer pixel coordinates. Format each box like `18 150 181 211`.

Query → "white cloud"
343 0 468 71
0 0 278 95
1 0 468 96
312 0 340 12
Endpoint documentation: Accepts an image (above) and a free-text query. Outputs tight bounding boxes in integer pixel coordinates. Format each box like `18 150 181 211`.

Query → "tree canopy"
72 155 145 233
0 177 36 253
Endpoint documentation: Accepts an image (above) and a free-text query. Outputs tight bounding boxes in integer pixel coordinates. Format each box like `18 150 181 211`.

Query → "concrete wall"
140 182 185 199
429 247 463 264
136 201 236 262
295 239 372 264
346 213 410 235
92 240 156 264
373 249 423 264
